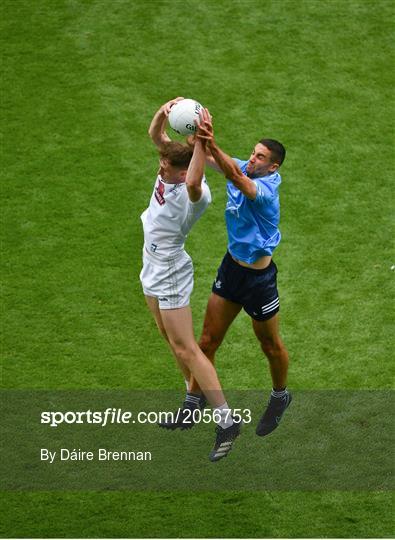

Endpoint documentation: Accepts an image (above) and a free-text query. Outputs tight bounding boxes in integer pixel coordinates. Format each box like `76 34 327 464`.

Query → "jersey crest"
154 180 165 205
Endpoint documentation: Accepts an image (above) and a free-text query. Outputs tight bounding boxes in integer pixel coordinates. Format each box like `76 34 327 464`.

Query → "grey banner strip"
1 390 393 491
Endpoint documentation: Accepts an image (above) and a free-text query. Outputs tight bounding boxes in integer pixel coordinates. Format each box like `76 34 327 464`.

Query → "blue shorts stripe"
261 297 279 313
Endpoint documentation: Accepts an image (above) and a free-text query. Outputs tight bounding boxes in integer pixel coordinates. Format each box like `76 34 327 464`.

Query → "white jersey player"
139 98 241 462
140 170 211 310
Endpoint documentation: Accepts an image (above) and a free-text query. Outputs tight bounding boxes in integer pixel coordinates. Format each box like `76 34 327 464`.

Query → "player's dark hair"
159 142 193 169
259 139 286 166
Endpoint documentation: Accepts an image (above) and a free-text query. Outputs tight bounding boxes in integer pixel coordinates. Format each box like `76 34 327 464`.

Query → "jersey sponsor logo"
154 180 165 205
226 201 240 218
169 183 183 194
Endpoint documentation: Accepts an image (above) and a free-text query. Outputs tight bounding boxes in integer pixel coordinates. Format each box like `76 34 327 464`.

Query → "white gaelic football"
168 98 203 136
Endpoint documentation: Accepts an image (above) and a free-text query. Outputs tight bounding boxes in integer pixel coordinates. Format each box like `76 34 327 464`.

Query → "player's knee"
199 330 221 357
259 336 285 359
170 342 198 368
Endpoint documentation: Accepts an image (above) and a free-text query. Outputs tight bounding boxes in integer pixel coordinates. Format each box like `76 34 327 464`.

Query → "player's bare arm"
186 134 223 174
185 133 206 203
148 97 184 147
197 109 257 200
210 143 257 200
205 149 223 174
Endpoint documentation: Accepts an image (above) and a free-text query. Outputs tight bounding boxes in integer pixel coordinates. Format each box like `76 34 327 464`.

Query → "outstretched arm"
148 97 184 147
197 109 257 200
186 134 223 173
185 136 206 203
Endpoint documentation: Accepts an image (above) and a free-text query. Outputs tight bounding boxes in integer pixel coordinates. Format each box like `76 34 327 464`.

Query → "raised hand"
162 96 184 116
196 108 214 145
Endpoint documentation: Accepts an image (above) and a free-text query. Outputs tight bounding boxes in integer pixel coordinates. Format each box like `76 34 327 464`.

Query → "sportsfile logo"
40 408 177 427
40 408 252 427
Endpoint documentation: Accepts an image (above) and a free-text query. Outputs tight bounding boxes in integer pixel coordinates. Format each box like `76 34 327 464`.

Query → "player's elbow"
148 131 163 147
186 183 203 203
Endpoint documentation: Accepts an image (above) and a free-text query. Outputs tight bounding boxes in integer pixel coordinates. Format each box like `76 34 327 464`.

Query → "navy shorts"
212 252 280 321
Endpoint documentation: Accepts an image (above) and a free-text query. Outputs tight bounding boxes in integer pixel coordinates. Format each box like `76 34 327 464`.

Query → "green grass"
1 491 393 539
1 0 394 537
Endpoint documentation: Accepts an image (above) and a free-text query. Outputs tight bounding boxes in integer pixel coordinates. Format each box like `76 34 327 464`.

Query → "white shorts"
139 248 194 309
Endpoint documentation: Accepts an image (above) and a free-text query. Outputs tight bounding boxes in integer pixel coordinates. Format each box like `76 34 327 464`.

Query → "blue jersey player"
189 108 292 437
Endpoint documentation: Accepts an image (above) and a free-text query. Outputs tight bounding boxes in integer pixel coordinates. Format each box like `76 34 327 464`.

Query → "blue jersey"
225 159 281 263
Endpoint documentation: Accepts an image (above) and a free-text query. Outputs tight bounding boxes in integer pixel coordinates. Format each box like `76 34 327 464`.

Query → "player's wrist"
195 136 205 147
207 137 216 149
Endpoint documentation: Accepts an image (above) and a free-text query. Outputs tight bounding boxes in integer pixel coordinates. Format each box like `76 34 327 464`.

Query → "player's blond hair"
159 142 193 169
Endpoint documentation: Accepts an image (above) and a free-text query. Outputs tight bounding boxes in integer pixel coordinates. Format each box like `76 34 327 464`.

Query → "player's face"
246 144 278 177
159 158 185 183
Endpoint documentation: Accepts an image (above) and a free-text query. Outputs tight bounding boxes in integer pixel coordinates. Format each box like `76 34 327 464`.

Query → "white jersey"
141 174 211 259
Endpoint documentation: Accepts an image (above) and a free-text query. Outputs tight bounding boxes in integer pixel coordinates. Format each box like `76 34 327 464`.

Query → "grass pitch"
1 0 394 537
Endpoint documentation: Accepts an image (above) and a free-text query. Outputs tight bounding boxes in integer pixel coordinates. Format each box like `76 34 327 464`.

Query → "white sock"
184 392 201 408
271 388 288 399
213 402 234 429
184 379 189 391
